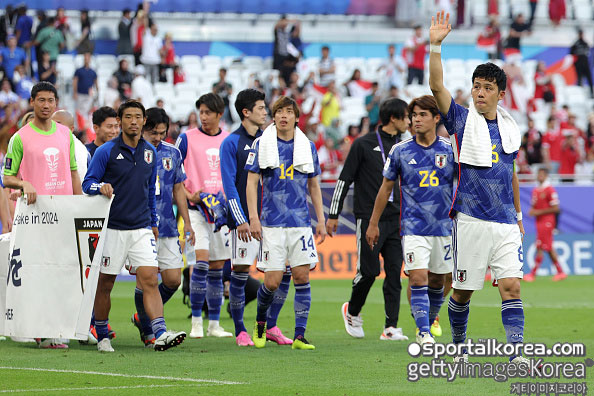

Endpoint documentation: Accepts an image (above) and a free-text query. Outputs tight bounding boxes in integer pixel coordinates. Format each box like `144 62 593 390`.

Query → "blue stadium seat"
193 0 218 13
218 0 241 13
260 0 285 14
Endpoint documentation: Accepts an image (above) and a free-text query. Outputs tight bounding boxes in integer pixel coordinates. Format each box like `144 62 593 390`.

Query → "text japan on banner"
2 195 112 339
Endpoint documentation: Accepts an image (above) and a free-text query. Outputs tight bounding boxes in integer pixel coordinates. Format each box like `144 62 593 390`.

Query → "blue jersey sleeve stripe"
82 141 112 194
175 133 188 162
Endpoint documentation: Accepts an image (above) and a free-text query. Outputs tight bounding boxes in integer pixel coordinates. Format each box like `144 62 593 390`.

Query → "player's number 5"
419 170 439 187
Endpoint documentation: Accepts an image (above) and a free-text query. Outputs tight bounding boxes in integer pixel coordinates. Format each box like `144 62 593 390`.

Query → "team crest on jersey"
263 251 269 261
238 248 247 258
457 269 466 282
406 252 414 264
144 149 154 164
435 154 447 169
162 157 173 171
74 218 104 292
102 256 110 267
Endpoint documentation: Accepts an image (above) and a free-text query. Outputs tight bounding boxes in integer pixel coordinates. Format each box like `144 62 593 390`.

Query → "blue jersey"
441 98 517 224
383 136 454 236
83 135 157 230
155 142 186 237
245 137 321 228
220 125 263 229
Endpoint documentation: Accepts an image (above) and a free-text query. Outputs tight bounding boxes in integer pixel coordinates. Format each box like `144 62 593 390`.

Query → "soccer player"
176 93 233 338
524 167 566 282
246 96 326 350
131 107 195 346
87 106 119 157
2 81 82 350
220 89 293 346
83 100 186 352
429 11 527 363
327 98 409 341
366 95 454 345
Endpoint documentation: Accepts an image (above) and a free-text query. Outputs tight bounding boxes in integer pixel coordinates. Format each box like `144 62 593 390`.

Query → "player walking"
366 95 454 345
131 107 195 347
83 100 186 352
220 89 293 347
524 167 566 282
246 96 326 350
429 11 527 363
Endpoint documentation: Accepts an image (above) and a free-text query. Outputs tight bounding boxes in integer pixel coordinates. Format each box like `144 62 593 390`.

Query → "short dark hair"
196 93 225 115
117 99 145 119
472 62 507 92
408 95 439 118
271 96 300 118
379 98 408 126
235 89 265 121
322 45 329 51
538 166 549 175
92 106 117 126
30 81 58 100
144 107 170 131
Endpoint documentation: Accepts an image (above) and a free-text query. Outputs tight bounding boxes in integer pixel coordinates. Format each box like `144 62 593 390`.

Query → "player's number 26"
419 170 439 187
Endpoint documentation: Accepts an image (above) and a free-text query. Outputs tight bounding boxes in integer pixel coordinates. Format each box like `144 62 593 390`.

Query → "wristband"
516 212 523 221
430 44 441 53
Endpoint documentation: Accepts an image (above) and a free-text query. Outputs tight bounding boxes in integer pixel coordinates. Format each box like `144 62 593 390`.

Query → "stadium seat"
218 0 242 13
154 82 176 99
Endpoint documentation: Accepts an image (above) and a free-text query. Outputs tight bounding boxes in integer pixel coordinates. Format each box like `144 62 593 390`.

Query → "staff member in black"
570 29 593 98
326 98 410 341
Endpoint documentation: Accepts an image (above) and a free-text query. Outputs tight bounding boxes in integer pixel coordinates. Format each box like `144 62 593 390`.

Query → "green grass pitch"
1 277 593 395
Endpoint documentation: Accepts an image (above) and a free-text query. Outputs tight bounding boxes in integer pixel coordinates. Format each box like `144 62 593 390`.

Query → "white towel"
258 124 314 174
453 102 522 167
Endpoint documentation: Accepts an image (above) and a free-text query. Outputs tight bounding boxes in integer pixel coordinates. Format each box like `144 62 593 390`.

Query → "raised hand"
430 10 452 45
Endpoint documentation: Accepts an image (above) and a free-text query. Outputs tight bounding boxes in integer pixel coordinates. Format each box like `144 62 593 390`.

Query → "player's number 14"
279 163 294 180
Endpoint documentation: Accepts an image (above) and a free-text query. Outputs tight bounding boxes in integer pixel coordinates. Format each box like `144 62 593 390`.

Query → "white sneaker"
154 330 186 351
416 331 435 345
189 317 203 338
207 324 233 338
380 326 409 341
341 302 364 338
97 338 114 352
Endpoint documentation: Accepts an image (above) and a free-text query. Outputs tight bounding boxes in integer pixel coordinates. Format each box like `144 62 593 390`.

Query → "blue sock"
159 283 177 305
206 268 224 321
267 270 291 329
256 284 275 323
150 317 167 339
95 319 109 341
428 286 445 324
293 282 311 339
448 296 470 344
190 261 209 317
134 288 154 339
410 285 430 334
502 299 524 360
229 271 248 336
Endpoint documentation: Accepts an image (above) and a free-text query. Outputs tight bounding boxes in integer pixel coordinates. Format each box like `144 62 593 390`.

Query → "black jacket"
329 127 401 224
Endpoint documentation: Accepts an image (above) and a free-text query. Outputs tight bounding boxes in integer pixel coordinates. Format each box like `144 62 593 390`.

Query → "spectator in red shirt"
318 137 342 182
558 134 581 181
159 32 175 82
525 167 566 282
533 61 555 103
542 116 562 173
404 25 428 85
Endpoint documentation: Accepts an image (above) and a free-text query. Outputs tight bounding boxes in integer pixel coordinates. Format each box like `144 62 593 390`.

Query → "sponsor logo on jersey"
5 157 12 170
373 146 381 152
408 158 417 165
244 144 251 151
116 153 124 160
246 152 255 166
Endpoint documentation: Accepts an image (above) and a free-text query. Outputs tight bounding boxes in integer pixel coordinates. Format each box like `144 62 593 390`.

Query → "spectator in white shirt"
131 64 154 107
319 46 335 87
140 23 162 84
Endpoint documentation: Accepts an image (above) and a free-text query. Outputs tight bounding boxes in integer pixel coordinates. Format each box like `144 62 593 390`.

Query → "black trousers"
348 218 403 328
575 59 593 96
407 67 424 85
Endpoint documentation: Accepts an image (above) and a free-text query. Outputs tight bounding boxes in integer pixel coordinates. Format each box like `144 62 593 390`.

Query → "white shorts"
452 213 524 291
257 227 318 272
230 228 261 267
189 209 230 261
402 235 453 275
157 237 183 270
100 228 158 275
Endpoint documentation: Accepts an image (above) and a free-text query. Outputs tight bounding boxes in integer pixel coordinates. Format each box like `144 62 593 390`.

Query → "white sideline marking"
0 366 245 385
0 384 204 393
